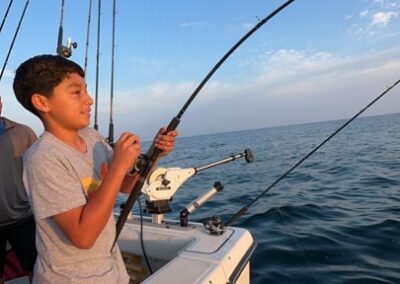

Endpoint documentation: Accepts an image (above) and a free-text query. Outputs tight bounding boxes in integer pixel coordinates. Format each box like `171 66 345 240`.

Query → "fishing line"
107 0 116 145
0 0 29 84
225 77 400 227
83 0 93 77
275 206 318 283
94 0 102 130
114 0 296 245
0 0 13 34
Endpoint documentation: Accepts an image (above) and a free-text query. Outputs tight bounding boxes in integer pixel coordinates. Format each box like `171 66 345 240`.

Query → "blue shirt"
0 118 5 135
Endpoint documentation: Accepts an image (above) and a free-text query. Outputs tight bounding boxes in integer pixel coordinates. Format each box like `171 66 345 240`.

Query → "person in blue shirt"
0 96 37 282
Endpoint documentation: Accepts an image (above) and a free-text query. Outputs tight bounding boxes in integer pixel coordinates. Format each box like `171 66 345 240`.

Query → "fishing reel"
203 215 226 235
56 37 77 58
140 149 254 224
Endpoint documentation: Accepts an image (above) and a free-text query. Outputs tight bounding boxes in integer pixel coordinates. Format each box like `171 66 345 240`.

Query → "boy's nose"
85 92 94 105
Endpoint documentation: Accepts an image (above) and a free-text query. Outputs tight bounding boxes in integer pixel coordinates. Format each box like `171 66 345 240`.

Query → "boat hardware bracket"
180 181 224 227
141 149 254 224
204 215 226 235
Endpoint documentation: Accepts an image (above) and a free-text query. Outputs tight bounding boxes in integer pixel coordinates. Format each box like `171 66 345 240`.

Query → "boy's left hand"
153 127 178 157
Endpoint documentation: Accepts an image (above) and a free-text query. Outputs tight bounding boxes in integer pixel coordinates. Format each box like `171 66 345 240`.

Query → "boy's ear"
31 94 50 114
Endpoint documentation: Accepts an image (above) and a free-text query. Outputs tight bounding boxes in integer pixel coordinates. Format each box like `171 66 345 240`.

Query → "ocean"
118 112 400 283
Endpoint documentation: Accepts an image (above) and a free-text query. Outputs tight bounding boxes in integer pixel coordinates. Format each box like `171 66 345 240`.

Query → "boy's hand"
153 127 178 157
112 132 141 173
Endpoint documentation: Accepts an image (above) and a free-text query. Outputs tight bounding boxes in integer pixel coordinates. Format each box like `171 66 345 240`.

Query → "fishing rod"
0 0 29 84
56 0 77 58
83 0 93 77
107 0 116 146
114 0 296 244
0 0 13 34
225 77 400 227
94 0 101 130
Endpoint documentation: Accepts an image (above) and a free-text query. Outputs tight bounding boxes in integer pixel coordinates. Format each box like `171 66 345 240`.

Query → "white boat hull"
118 218 256 284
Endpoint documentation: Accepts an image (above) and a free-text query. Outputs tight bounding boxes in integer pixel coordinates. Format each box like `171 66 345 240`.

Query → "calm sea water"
119 113 400 283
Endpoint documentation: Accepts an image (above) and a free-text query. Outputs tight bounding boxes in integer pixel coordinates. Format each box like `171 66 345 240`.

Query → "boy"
0 96 37 282
13 55 177 283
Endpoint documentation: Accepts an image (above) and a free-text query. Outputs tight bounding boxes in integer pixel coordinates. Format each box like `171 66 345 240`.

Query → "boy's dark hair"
13 54 85 117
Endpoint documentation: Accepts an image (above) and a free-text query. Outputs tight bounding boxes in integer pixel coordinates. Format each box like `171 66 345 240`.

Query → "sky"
0 0 399 140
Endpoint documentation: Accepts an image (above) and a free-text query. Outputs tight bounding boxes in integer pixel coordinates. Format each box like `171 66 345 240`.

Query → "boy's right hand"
112 132 141 174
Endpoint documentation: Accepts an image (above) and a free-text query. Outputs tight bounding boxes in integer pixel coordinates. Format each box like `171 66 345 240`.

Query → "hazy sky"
0 0 399 140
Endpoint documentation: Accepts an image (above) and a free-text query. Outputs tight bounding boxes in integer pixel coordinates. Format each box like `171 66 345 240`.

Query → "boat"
119 217 255 284
4 150 256 284
117 150 256 284
5 220 255 284
6 220 255 284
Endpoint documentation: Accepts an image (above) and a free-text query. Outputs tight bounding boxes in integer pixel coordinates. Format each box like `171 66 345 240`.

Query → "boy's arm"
53 133 140 249
119 174 139 194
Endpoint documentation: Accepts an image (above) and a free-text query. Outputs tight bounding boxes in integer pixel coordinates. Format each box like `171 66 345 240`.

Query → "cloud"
105 47 400 139
180 21 210 28
360 10 369 17
371 11 398 26
3 47 400 140
347 0 400 38
258 49 340 76
240 22 254 30
373 0 400 8
129 57 170 77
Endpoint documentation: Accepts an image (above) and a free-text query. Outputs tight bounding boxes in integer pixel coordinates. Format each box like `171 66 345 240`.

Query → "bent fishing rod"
225 77 400 226
0 0 14 34
0 0 29 84
114 0 296 244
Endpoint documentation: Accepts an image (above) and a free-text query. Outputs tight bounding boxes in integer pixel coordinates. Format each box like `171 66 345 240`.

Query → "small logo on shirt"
81 162 108 199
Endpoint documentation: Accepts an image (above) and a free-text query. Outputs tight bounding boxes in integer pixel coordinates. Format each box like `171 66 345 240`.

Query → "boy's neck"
46 125 87 153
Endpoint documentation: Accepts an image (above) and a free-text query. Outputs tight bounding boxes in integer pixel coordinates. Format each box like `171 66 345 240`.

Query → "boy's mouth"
82 109 91 115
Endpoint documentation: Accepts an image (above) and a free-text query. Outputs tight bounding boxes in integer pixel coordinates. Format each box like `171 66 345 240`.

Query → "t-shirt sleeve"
26 126 38 146
88 127 113 163
24 152 86 219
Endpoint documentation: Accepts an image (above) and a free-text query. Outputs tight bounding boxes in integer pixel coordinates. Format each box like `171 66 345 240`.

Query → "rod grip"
167 116 180 132
108 122 114 145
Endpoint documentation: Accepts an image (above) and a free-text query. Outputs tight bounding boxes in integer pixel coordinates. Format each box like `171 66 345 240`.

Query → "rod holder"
180 181 223 227
195 149 254 173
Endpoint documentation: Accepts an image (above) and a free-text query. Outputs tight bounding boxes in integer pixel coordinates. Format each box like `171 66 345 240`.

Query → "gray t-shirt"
23 128 129 284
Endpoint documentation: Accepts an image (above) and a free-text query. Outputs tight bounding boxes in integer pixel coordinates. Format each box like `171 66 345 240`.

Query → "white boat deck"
119 217 255 284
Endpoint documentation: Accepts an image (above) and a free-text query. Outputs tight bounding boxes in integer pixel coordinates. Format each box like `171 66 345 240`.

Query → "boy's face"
43 73 93 131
